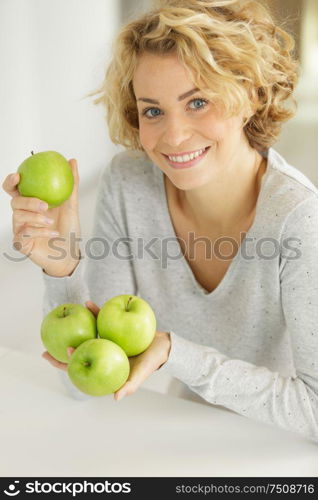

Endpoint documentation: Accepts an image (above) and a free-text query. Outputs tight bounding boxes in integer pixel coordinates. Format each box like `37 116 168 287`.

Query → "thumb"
85 300 100 317
2 173 20 198
67 159 79 208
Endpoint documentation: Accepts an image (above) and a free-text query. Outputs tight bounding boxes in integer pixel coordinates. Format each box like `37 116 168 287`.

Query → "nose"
161 114 193 148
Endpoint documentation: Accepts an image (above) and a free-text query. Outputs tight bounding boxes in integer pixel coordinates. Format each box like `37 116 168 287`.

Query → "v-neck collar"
152 148 273 298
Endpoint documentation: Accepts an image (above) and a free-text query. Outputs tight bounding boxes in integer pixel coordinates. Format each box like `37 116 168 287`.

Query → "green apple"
97 295 156 356
41 303 97 363
17 150 74 208
67 338 130 396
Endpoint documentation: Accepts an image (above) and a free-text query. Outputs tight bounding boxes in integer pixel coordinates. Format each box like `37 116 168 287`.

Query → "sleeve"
159 195 318 443
42 155 138 398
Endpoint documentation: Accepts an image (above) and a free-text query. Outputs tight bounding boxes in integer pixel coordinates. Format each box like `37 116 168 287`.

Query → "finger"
15 226 59 240
12 228 59 256
41 351 68 372
12 233 33 256
11 195 48 213
114 381 136 401
85 300 100 317
67 347 75 358
114 360 153 401
2 173 20 198
13 209 55 233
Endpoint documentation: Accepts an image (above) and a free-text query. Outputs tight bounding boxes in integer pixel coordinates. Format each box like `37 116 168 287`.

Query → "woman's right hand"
2 158 81 277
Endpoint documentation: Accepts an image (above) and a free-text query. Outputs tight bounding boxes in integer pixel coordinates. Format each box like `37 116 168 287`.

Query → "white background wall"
0 0 124 238
0 0 123 352
0 0 317 382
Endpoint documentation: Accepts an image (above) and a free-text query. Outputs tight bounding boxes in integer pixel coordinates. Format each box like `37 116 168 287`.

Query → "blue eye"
189 98 208 110
141 97 208 119
144 108 161 119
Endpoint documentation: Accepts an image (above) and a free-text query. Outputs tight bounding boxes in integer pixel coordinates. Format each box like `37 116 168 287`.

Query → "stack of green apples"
41 295 157 396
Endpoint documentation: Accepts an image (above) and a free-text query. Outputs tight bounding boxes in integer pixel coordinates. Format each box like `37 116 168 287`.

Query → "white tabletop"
0 346 317 477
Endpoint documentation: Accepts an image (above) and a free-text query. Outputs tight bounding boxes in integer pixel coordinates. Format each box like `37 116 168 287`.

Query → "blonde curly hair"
87 0 299 152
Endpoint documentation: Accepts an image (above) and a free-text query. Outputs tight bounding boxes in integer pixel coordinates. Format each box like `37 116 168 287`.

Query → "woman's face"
133 52 252 191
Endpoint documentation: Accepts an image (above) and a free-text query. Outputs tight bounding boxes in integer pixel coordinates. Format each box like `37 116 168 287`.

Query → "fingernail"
39 202 48 211
50 231 59 236
116 393 124 401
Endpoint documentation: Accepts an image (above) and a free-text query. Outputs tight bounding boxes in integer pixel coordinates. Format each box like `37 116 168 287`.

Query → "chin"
167 170 212 191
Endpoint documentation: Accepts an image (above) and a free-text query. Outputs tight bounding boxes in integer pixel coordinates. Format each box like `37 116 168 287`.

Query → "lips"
162 146 211 169
163 147 209 158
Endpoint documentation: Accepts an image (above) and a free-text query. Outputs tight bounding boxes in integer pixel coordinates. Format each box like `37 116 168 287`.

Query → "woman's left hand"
114 328 171 401
42 300 171 401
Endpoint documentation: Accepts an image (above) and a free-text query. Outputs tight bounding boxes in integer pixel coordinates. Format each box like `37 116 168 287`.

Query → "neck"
171 146 266 235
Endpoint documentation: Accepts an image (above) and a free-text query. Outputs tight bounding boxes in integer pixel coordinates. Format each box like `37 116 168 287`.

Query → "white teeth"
168 148 205 163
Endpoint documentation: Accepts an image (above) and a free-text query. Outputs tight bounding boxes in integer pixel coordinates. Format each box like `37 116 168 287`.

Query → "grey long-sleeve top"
42 147 318 442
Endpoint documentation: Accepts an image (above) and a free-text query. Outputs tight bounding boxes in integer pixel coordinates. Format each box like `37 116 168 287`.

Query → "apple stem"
62 306 67 317
125 296 133 312
31 150 34 155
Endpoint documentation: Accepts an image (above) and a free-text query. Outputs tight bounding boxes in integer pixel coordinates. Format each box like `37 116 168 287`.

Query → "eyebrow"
136 87 199 104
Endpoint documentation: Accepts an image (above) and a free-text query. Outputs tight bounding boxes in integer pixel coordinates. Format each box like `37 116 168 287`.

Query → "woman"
3 0 318 442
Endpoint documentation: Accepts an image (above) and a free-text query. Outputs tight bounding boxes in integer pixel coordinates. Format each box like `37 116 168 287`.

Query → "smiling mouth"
161 146 211 158
161 146 211 169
